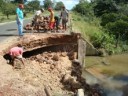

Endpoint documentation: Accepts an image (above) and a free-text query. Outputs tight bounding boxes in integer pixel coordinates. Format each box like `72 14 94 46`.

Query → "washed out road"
0 19 31 42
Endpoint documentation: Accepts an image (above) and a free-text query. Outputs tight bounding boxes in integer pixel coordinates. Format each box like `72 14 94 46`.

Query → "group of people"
8 4 69 69
16 4 69 36
48 6 69 32
33 6 69 32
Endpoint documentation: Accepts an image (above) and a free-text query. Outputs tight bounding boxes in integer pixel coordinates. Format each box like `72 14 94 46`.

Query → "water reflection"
82 71 128 96
122 84 128 96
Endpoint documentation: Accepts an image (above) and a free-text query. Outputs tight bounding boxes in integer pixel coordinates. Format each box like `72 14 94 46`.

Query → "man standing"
60 6 69 31
32 8 44 32
48 8 55 31
16 4 24 36
9 44 25 69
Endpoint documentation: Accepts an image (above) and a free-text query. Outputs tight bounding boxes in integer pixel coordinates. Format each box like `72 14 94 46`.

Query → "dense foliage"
43 0 53 9
0 1 17 19
54 1 64 10
27 0 40 12
73 0 128 54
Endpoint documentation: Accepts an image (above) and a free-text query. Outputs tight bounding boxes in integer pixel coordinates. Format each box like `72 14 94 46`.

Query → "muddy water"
83 53 128 96
85 53 128 75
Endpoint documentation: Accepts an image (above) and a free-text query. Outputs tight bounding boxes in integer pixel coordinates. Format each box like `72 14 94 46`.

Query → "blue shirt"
16 8 24 20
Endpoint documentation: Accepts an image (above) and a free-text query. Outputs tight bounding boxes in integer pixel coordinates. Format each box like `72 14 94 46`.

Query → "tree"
113 0 128 4
43 0 53 9
106 19 128 47
79 0 86 3
14 0 24 4
54 1 64 10
119 4 128 16
73 1 93 16
93 0 118 17
27 0 40 12
101 13 119 26
0 0 4 11
1 3 16 19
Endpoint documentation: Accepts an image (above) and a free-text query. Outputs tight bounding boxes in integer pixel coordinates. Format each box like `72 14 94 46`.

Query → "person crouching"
9 44 25 69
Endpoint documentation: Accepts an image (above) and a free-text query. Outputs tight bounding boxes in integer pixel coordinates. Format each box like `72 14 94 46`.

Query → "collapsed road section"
1 33 103 96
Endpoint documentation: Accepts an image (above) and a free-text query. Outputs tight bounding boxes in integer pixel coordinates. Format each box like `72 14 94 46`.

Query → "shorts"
62 18 67 25
49 22 55 29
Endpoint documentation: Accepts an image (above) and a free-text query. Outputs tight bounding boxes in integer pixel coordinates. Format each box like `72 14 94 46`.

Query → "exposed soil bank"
0 34 104 96
0 34 82 96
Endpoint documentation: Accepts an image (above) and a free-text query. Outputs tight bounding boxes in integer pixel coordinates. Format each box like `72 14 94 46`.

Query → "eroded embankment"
1 33 87 96
1 33 105 96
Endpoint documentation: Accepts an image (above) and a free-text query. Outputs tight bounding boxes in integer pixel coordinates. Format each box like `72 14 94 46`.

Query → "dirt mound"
0 34 84 96
0 34 105 96
0 52 82 96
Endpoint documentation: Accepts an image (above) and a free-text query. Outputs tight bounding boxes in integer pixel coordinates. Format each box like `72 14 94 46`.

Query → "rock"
47 53 53 57
68 52 76 60
47 60 54 64
14 59 23 69
61 52 67 57
52 54 59 61
101 58 110 65
63 74 71 83
72 59 80 65
77 89 84 96
98 48 107 57
50 65 55 70
36 54 42 59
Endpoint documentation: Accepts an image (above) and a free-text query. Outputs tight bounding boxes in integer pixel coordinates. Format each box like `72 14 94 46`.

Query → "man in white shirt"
60 6 69 31
32 8 44 32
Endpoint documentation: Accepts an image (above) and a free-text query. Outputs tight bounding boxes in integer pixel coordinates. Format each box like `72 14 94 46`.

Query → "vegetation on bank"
71 0 128 76
72 0 128 55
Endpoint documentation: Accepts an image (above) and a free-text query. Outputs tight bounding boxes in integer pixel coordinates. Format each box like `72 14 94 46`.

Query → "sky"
52 0 79 10
28 0 90 10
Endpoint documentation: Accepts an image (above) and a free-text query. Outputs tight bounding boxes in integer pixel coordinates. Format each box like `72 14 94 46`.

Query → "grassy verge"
71 12 128 77
0 11 57 23
0 12 33 23
71 12 102 41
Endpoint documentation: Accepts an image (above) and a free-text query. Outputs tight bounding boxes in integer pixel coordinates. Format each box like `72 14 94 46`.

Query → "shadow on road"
6 29 17 31
0 34 18 36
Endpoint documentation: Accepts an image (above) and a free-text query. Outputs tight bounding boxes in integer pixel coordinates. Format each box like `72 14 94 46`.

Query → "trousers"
16 19 23 36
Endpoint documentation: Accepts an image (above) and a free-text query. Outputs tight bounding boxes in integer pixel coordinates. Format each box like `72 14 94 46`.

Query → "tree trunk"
7 14 9 19
115 34 120 48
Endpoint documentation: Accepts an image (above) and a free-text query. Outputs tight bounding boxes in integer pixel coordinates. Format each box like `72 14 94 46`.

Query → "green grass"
70 12 128 77
0 11 33 23
71 12 102 41
0 11 57 23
